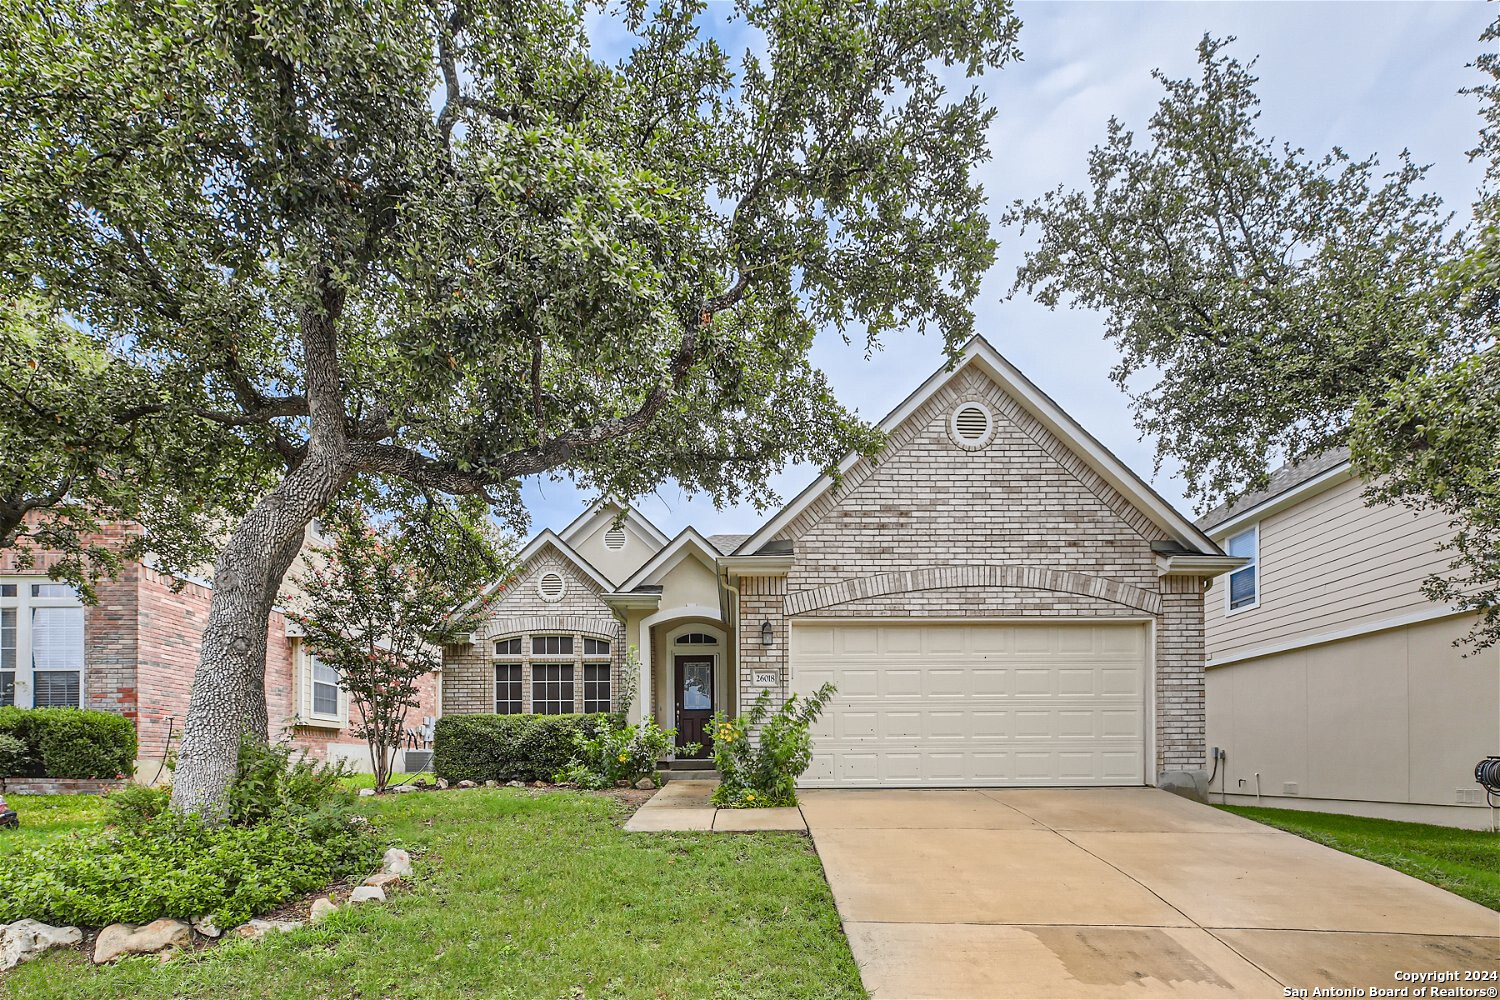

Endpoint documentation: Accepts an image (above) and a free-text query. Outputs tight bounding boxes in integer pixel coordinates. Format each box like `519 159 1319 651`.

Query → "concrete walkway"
802 787 1499 999
622 780 808 833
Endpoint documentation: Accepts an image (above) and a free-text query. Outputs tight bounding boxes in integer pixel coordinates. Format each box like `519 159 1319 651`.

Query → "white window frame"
0 577 86 709
1224 524 1260 615
298 643 347 727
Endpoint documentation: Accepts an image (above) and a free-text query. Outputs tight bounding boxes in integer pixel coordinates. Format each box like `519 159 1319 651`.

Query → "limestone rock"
93 919 191 964
381 847 412 877
1 919 82 971
190 915 222 939
235 919 302 939
634 778 656 790
435 778 449 790
392 784 419 794
349 886 385 905
309 898 337 924
364 871 401 889
357 787 376 797
483 779 498 788
506 780 525 788
457 779 476 789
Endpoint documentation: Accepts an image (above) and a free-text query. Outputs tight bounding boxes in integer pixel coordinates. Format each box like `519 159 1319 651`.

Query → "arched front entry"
635 605 728 759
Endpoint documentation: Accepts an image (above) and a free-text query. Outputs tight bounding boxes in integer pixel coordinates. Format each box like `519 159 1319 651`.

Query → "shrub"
433 713 611 784
0 809 377 928
103 783 172 833
554 720 693 789
0 706 137 779
711 683 836 808
0 732 29 783
225 735 353 826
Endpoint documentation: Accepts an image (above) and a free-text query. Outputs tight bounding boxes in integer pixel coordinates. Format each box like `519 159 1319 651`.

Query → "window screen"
532 635 573 656
495 664 523 714
583 637 610 656
583 663 611 713
531 663 574 714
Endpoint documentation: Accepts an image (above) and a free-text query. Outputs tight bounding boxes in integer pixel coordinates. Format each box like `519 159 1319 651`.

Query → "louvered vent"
954 404 990 442
538 571 566 601
604 526 626 550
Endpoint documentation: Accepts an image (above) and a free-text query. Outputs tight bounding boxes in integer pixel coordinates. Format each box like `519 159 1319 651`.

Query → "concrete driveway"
802 788 1499 999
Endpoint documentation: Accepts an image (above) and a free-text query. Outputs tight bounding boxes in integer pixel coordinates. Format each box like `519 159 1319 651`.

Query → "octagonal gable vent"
603 526 626 550
950 402 994 449
537 571 566 602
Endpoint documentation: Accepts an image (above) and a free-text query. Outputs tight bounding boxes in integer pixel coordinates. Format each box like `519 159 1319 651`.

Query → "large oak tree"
0 0 1021 814
1006 31 1500 651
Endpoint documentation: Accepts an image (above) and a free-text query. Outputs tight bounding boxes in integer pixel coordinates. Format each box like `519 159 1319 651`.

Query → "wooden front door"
674 655 715 758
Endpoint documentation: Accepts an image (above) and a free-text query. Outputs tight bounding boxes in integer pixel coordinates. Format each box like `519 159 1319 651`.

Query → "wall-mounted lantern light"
760 619 774 647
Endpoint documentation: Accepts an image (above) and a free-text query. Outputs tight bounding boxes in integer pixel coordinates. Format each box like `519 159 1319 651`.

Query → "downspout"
721 569 740 718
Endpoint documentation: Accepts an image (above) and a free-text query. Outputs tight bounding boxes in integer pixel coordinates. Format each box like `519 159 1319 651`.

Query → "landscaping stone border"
2 778 129 795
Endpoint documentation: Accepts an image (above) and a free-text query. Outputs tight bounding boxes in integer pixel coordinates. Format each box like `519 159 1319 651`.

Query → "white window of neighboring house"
1225 525 1260 613
0 579 85 709
302 648 346 724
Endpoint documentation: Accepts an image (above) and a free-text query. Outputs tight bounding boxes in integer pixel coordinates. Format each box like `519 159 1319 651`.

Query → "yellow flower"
617 753 628 762
746 793 755 802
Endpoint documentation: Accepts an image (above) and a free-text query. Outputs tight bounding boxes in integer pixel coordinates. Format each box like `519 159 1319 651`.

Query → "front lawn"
1221 805 1500 910
0 787 865 1000
0 792 108 855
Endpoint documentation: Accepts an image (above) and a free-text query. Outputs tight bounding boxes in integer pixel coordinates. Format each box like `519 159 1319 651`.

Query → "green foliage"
1005 34 1453 510
433 714 611 784
554 719 691 789
1007 26 1500 652
0 808 377 928
0 706 136 779
0 732 29 780
102 782 171 834
711 684 836 808
291 504 504 790
224 735 354 827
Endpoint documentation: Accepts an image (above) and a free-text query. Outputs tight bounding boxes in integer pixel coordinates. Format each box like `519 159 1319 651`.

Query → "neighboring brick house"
444 337 1240 789
1198 450 1500 828
0 522 440 777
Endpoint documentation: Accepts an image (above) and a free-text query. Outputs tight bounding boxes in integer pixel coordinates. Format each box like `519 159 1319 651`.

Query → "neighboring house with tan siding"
1199 450 1500 828
444 336 1242 790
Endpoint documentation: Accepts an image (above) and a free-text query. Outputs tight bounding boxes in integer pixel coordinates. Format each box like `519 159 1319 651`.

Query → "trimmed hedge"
433 713 611 783
0 706 137 779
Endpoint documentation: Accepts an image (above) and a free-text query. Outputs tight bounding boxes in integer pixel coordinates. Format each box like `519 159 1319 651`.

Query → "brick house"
444 337 1241 788
1 522 439 777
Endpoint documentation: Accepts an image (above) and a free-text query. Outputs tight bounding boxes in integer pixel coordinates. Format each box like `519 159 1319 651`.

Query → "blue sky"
522 0 1495 540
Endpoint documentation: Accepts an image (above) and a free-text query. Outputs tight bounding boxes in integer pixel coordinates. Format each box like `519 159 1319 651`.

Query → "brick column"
737 575 787 727
1155 575 1206 778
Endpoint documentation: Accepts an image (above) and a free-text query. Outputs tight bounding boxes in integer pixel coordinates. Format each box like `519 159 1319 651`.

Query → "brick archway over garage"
784 564 1163 617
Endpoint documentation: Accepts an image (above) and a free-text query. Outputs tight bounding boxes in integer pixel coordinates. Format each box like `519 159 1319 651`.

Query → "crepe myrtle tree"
0 0 1021 815
1006 31 1500 651
289 503 501 792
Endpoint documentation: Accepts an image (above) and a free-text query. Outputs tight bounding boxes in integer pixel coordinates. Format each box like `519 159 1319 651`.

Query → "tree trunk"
169 455 350 818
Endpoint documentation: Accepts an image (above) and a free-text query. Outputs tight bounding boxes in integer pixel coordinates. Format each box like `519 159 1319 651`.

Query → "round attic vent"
537 571 566 602
603 526 626 550
950 402 994 449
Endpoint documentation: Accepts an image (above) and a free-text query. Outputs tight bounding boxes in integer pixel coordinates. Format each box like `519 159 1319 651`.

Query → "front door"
674 655 715 758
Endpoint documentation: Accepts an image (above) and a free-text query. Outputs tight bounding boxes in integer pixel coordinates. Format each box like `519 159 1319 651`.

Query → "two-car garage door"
790 621 1148 787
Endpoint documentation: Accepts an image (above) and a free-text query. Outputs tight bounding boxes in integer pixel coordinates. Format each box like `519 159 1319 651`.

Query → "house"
0 521 439 777
1198 451 1500 829
443 336 1241 789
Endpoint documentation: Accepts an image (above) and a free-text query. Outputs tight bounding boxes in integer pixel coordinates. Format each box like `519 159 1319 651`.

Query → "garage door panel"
792 622 1147 787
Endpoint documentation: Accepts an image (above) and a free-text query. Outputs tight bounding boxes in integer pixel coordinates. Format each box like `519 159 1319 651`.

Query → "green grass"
0 792 109 855
1221 805 1500 910
0 788 865 1000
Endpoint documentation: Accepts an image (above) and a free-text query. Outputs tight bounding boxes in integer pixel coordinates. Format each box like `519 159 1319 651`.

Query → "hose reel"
1475 756 1500 807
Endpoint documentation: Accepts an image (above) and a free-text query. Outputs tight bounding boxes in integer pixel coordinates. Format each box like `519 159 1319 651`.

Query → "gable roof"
735 335 1222 556
616 527 722 592
1195 448 1354 536
558 500 670 549
459 529 615 614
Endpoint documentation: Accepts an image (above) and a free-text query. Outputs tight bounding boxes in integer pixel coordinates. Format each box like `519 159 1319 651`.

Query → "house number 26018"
751 671 779 686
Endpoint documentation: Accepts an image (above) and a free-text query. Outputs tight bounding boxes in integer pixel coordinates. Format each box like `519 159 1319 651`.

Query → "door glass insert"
682 660 712 711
